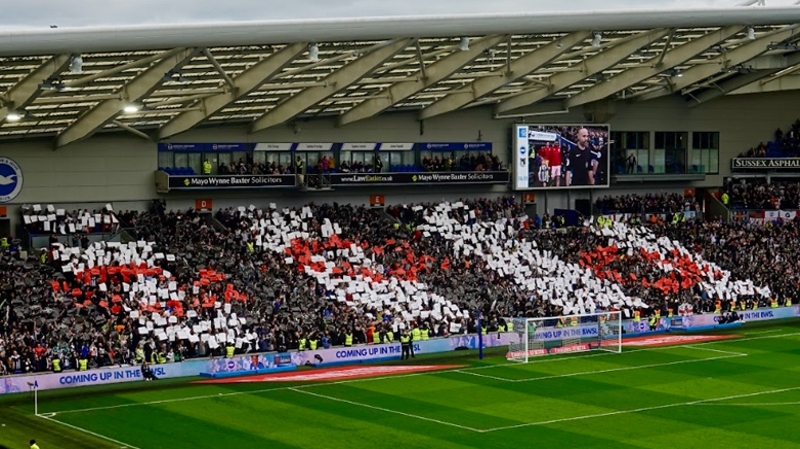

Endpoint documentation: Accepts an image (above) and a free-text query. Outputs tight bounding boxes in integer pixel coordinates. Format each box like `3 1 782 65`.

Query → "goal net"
506 311 622 363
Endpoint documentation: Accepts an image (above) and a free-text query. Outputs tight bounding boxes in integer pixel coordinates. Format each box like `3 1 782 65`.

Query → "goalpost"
506 311 622 363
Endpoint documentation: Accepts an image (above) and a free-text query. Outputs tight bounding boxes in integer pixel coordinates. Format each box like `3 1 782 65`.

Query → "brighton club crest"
0 157 23 203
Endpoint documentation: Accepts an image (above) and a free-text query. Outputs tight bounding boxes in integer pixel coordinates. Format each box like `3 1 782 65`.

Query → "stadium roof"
1 7 800 147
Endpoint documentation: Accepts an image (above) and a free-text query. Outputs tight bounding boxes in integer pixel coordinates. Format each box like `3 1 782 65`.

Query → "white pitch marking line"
38 413 143 449
677 345 748 357
454 370 513 381
511 353 744 383
458 346 747 383
288 387 482 433
695 401 800 406
698 331 800 344
479 385 800 433
47 332 799 416
747 329 784 335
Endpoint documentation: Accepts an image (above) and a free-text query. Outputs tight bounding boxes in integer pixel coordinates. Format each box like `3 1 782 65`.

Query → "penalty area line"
288 387 483 433
479 385 800 433
457 352 746 383
38 413 143 449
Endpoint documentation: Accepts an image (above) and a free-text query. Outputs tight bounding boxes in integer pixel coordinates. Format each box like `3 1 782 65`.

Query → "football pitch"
2 320 800 449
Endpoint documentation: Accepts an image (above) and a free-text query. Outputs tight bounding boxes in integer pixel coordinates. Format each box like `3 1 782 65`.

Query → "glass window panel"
280 153 292 168
206 154 218 175
611 132 622 149
158 152 173 169
390 152 403 168
665 133 675 148
655 132 665 149
678 132 688 150
188 153 202 175
420 150 432 163
230 151 244 164
708 149 719 174
625 132 636 149
352 152 367 164
218 153 231 171
174 153 188 168
691 149 702 173
376 153 389 173
636 149 649 170
253 151 266 165
653 149 665 173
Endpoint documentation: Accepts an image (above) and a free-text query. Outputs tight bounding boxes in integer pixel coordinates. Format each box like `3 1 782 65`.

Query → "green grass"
2 320 800 449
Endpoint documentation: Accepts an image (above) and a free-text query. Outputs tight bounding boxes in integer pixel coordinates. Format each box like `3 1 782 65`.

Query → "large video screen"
513 124 611 190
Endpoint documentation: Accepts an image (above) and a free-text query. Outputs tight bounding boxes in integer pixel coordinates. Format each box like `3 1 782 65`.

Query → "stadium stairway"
705 189 729 221
206 212 228 233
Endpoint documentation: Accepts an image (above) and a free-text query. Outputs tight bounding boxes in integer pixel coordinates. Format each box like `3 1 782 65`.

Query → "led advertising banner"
513 124 611 190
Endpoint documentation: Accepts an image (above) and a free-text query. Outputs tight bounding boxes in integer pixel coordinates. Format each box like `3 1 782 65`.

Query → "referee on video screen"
566 128 598 186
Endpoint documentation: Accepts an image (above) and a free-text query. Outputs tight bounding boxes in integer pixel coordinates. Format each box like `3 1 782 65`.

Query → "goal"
506 311 623 363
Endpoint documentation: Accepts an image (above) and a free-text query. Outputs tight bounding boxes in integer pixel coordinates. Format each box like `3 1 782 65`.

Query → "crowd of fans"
0 194 795 376
421 153 502 172
723 179 800 210
218 159 295 175
337 160 377 174
21 205 119 236
594 193 699 215
202 152 505 176
739 118 800 158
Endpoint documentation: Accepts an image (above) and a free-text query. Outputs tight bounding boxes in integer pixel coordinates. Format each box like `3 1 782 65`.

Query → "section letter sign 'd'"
0 157 23 203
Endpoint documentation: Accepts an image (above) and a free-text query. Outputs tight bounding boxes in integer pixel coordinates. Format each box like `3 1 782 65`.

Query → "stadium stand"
723 179 800 210
21 205 119 236
739 118 800 158
0 195 788 375
420 153 503 172
595 193 700 215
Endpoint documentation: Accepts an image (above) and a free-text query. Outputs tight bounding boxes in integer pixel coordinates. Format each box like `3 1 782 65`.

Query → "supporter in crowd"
218 160 293 175
421 153 502 172
0 194 793 376
739 118 800 157
21 205 118 236
338 160 375 174
739 143 768 158
595 193 699 215
723 179 800 210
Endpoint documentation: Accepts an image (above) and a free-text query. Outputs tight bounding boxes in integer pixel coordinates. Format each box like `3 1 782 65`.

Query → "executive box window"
691 131 720 174
387 151 414 171
159 151 203 174
217 153 231 173
654 131 688 174
340 150 380 172
611 131 649 174
158 152 174 169
253 151 293 172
